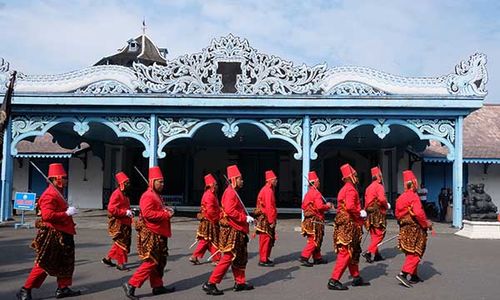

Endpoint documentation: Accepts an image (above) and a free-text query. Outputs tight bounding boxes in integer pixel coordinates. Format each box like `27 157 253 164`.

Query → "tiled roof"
423 104 500 159
16 133 89 156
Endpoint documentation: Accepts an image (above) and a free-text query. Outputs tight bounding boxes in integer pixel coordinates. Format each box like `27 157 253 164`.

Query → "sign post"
14 192 36 229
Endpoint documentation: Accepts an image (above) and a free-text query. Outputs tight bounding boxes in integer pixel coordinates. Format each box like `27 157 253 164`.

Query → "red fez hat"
115 172 129 185
340 163 356 179
48 163 67 178
402 170 417 184
371 166 382 177
308 171 319 182
204 174 216 186
227 165 241 179
265 170 277 181
149 166 163 182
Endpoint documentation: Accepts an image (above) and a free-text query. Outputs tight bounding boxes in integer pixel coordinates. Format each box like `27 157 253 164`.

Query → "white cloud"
0 0 498 102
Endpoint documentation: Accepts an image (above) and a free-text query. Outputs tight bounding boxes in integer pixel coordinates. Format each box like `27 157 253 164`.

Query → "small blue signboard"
14 192 36 211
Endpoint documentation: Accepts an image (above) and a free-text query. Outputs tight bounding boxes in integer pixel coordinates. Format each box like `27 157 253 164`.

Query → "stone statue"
465 183 498 221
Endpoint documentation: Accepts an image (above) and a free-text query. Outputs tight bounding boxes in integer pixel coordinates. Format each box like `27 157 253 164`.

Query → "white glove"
360 209 367 218
126 209 134 218
387 202 391 210
66 206 78 216
246 215 255 224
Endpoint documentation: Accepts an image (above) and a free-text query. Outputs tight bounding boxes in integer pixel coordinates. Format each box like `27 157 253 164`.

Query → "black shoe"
362 252 373 263
16 287 32 300
298 256 313 267
258 260 275 267
352 276 371 286
189 256 201 265
396 272 413 288
122 283 138 300
327 279 348 291
373 253 385 262
233 282 254 291
152 286 175 295
102 257 116 267
55 287 81 299
202 282 224 295
409 275 424 284
313 258 327 265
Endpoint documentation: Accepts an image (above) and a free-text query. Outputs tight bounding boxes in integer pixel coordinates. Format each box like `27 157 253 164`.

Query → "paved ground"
1 210 499 300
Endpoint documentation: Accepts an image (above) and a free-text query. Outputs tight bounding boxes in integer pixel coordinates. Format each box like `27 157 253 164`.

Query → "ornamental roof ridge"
0 34 488 98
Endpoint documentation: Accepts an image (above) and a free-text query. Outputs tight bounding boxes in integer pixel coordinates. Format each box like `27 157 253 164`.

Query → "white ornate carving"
106 117 150 141
12 116 57 139
221 118 239 138
260 119 302 146
0 57 10 93
446 53 488 96
407 119 455 144
323 81 386 96
158 118 200 145
75 80 134 94
310 118 358 142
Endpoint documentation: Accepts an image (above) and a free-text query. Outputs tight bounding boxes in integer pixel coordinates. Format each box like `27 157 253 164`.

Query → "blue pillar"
302 115 311 218
452 116 463 228
149 114 158 167
1 121 13 222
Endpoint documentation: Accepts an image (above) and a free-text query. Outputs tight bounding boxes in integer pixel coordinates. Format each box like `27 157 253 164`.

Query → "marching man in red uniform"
102 172 134 271
299 171 332 267
190 174 221 265
123 166 175 300
395 170 432 288
362 166 390 263
329 163 370 290
17 163 81 300
254 170 278 267
202 165 255 296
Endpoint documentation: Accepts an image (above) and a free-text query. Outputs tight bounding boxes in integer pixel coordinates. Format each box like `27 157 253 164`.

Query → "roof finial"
142 17 146 35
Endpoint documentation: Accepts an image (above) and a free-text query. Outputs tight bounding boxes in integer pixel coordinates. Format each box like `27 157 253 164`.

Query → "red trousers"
258 233 273 262
401 253 421 275
128 259 163 288
208 251 246 284
24 263 72 289
301 235 322 260
331 246 360 281
192 238 220 261
367 227 385 255
107 243 128 265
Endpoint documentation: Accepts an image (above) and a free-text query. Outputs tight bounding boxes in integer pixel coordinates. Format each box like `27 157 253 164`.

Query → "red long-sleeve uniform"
108 188 132 225
201 189 221 223
221 187 248 234
257 183 277 224
364 181 388 213
301 188 330 220
396 190 428 229
140 188 171 238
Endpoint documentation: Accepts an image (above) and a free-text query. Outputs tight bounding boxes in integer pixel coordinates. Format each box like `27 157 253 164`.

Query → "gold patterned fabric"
31 219 75 277
301 216 324 249
255 214 276 247
333 211 362 264
218 219 248 269
108 215 132 253
365 203 387 230
398 215 427 257
196 218 219 248
135 218 169 274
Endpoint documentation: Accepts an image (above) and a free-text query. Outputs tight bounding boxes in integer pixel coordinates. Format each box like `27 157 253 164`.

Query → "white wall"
12 158 29 194
68 152 103 208
468 163 500 210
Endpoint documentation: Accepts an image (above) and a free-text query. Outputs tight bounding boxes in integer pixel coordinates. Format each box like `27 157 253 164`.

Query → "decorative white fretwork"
323 82 386 96
445 53 488 96
75 80 134 94
0 58 11 93
310 118 359 143
157 117 303 159
406 119 455 144
11 116 151 157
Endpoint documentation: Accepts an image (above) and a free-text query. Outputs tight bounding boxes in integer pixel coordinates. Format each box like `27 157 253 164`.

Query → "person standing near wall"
102 172 134 271
17 163 81 300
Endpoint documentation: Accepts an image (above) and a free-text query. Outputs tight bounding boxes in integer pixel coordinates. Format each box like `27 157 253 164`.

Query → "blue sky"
0 0 499 102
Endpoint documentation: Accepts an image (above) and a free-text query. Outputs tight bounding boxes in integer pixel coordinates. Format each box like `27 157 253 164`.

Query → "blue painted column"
1 121 14 222
452 116 463 228
301 115 311 219
149 114 158 167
